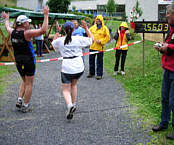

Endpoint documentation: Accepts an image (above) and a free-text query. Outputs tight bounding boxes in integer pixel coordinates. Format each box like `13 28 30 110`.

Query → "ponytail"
64 28 73 45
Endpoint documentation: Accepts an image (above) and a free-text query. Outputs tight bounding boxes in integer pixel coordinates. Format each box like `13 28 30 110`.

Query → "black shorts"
61 72 84 84
16 57 36 77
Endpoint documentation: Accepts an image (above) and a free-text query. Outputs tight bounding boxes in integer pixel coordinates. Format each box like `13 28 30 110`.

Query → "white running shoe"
66 106 76 120
121 71 125 75
21 104 31 113
113 71 119 75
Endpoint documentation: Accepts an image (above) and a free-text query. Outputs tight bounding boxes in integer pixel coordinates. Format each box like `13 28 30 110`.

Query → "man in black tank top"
1 6 49 113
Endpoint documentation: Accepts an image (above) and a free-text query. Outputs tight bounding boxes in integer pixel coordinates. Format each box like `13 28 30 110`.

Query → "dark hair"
64 27 73 45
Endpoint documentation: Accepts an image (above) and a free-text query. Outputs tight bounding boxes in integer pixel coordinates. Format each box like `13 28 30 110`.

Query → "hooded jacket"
89 15 110 51
114 22 131 50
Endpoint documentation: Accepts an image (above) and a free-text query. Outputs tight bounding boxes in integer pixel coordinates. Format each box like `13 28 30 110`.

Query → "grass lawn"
0 66 15 103
104 23 174 144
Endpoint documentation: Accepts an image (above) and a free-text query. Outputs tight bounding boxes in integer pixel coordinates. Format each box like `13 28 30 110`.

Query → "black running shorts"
16 57 36 77
61 71 84 84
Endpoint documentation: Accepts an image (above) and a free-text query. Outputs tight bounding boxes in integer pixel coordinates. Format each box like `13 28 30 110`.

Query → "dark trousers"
36 40 43 56
160 69 174 128
89 49 104 76
114 50 127 72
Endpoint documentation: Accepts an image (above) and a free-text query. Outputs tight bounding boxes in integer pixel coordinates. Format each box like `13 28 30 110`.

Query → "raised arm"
114 30 119 40
81 20 94 42
25 6 49 41
125 30 131 41
1 12 13 34
56 21 62 33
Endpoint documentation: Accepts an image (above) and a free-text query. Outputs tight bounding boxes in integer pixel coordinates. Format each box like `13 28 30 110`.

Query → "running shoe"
121 71 125 75
113 71 119 75
72 105 76 113
66 106 76 120
16 98 23 109
21 104 31 113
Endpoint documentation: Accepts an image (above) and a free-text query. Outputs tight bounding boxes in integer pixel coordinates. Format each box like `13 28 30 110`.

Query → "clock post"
134 20 168 76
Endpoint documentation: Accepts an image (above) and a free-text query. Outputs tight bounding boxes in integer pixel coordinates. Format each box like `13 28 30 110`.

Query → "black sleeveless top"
11 30 35 61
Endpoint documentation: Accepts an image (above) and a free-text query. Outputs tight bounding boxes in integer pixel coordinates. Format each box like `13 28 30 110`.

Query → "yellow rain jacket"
115 22 130 50
89 15 110 51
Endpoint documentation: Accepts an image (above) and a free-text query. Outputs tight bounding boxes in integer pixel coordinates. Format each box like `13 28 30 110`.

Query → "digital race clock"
134 21 169 33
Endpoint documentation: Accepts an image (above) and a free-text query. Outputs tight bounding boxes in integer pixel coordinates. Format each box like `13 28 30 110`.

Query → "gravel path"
0 51 151 145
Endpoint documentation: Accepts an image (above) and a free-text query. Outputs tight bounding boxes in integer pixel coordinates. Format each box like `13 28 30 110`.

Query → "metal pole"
143 32 145 77
142 19 145 77
163 32 165 43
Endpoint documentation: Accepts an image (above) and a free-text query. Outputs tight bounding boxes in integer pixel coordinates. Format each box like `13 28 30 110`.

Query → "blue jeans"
89 49 104 76
36 40 43 56
160 69 174 128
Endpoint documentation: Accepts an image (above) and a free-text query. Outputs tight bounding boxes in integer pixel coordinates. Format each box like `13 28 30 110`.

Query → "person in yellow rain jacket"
113 22 131 76
87 15 110 80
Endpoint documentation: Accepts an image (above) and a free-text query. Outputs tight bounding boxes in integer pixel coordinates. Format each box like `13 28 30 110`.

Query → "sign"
134 21 169 33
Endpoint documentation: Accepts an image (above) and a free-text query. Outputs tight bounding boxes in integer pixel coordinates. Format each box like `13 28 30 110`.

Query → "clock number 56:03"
143 23 168 32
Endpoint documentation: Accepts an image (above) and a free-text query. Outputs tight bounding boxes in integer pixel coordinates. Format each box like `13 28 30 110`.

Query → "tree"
135 0 143 17
46 0 70 13
106 0 117 16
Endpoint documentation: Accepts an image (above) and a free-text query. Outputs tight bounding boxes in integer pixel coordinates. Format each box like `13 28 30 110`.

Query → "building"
17 0 174 21
126 0 173 22
17 0 47 11
69 0 125 16
70 0 173 21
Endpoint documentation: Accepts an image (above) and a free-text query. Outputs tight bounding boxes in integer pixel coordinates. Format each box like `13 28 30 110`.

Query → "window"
158 5 167 21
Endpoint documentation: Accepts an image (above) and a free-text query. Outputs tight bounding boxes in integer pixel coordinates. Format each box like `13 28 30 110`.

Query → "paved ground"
0 51 151 145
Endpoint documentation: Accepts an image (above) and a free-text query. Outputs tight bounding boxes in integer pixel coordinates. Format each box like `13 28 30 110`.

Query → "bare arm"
1 12 13 34
81 20 94 42
56 21 62 32
25 6 49 41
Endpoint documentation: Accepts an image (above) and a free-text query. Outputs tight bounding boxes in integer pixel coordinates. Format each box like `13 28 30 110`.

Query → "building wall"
17 0 38 11
43 0 47 6
126 0 158 22
98 0 125 5
17 0 46 11
69 1 97 11
69 0 125 11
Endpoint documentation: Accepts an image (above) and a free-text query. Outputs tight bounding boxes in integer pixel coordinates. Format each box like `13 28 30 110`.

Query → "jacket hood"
95 15 104 26
120 22 128 28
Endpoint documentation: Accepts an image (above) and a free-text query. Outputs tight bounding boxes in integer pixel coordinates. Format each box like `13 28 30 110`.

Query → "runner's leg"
71 79 78 104
62 83 72 105
19 77 25 98
23 76 34 104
